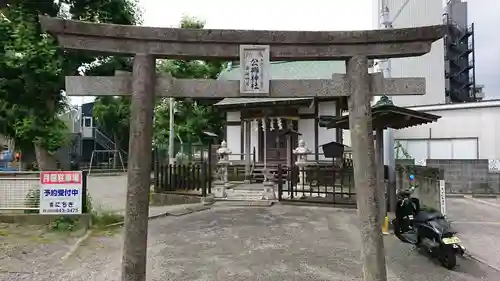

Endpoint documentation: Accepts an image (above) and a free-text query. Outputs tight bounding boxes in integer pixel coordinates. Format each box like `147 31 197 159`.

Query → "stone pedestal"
215 140 232 198
293 140 312 198
263 173 277 200
213 183 227 198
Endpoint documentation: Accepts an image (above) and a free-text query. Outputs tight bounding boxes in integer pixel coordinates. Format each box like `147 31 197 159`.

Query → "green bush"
49 216 79 232
91 211 124 228
24 189 40 214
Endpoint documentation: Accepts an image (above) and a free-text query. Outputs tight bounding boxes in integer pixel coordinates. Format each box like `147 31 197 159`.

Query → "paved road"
447 196 500 271
3 205 496 281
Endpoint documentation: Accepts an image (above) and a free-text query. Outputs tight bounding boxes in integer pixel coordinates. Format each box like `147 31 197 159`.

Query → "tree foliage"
153 16 227 146
89 56 133 151
0 0 141 169
93 96 130 149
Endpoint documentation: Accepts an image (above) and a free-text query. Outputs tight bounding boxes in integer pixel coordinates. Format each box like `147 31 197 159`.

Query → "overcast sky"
467 0 500 98
142 0 499 98
69 0 499 104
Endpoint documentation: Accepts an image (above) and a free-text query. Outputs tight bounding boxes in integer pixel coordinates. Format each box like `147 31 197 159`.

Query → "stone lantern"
214 140 232 197
293 139 312 196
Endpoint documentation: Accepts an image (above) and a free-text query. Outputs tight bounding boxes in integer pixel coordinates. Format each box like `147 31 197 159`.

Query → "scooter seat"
414 211 443 222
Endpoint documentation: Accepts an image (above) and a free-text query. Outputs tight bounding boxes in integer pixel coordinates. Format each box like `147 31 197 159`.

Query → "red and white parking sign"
39 171 83 215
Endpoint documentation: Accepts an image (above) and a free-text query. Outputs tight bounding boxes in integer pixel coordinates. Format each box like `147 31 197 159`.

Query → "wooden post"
244 120 252 183
286 120 293 168
375 129 386 225
346 55 387 281
121 54 156 281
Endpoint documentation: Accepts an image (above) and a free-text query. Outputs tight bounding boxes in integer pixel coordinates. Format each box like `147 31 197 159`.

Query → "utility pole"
379 0 410 211
168 97 175 164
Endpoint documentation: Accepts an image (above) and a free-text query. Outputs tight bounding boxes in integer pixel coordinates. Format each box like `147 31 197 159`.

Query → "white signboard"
239 45 270 95
439 179 446 215
39 171 83 215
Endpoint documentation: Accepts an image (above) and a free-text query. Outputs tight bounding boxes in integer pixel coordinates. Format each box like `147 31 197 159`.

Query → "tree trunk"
34 142 58 171
19 146 37 171
33 99 59 171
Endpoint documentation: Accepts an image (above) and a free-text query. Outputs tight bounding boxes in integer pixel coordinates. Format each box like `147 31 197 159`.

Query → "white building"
372 0 446 107
396 100 500 162
370 1 496 166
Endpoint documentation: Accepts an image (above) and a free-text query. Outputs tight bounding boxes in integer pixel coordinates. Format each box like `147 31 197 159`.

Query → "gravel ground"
2 205 497 281
0 223 82 277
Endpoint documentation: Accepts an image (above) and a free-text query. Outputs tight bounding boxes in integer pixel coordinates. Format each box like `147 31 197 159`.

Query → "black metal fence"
153 163 211 196
276 159 356 205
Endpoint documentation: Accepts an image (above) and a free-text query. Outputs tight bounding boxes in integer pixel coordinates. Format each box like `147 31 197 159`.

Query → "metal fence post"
81 170 88 213
153 149 159 192
201 162 207 197
277 164 283 201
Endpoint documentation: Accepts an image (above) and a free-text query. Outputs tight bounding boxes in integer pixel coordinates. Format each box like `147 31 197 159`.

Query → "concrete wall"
427 159 500 194
226 111 242 161
396 164 442 211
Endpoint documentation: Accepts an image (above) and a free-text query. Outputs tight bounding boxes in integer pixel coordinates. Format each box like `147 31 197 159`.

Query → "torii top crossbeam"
39 16 445 60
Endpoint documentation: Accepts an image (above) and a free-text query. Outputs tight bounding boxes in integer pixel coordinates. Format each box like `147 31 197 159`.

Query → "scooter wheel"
440 249 457 270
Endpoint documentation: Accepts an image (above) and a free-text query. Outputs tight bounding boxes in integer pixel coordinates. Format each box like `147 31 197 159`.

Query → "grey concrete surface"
86 175 128 212
447 197 500 271
2 205 497 281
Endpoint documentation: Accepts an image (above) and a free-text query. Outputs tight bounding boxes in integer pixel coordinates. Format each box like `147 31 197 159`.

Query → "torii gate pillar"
121 54 156 278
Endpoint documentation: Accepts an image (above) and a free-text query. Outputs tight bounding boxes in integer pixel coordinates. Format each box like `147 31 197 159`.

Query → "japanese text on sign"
39 171 83 215
239 45 270 95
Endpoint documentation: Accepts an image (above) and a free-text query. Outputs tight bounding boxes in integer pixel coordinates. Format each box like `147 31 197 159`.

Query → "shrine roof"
318 101 441 130
213 97 313 108
214 61 345 108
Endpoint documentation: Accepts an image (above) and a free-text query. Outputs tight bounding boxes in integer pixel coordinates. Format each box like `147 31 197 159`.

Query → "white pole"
380 0 411 211
168 98 175 164
380 2 395 188
263 117 267 172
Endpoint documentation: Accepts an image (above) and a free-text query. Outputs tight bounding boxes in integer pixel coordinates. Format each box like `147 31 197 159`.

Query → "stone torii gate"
39 16 444 281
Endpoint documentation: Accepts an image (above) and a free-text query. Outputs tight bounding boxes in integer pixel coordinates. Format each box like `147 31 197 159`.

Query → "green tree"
92 96 130 166
88 56 133 156
153 16 226 148
0 0 141 170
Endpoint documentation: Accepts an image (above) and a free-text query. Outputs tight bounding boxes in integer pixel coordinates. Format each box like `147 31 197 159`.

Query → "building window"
83 117 93 128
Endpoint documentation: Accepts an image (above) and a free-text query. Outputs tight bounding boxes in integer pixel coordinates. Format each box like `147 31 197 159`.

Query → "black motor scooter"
392 175 465 270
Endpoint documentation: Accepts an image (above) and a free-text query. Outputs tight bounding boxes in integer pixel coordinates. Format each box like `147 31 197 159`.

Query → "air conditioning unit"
475 91 485 99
